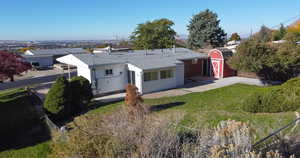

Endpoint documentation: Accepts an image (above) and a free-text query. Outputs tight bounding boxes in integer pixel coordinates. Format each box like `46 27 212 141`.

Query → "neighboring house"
225 40 240 53
272 40 286 44
21 54 53 68
57 48 211 94
208 48 236 78
93 46 132 53
23 48 88 68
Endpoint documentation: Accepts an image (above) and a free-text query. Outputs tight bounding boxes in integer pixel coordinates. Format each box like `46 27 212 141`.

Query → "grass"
1 83 299 157
0 142 51 158
88 84 299 139
0 88 51 158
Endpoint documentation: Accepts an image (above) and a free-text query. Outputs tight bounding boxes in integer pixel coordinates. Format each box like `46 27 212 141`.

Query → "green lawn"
0 88 51 158
1 83 299 157
89 84 299 138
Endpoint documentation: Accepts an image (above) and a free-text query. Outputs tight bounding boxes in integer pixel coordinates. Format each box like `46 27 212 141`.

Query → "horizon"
1 0 300 40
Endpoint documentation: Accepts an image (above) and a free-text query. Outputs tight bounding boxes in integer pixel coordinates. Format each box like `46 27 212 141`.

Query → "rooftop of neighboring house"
93 46 132 53
58 48 208 70
25 48 88 56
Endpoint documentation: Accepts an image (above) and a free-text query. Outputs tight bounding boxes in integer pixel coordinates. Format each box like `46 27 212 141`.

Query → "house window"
160 70 173 79
192 58 198 64
144 71 158 81
105 69 113 76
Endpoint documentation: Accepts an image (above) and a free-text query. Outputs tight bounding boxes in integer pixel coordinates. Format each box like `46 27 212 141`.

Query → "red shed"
208 48 236 78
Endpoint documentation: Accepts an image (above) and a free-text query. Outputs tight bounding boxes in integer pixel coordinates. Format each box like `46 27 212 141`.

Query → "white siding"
175 63 184 87
127 64 143 93
92 64 127 93
77 66 92 83
141 67 177 94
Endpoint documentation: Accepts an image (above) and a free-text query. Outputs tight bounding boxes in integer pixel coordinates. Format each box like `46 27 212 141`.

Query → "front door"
212 60 221 78
128 71 136 85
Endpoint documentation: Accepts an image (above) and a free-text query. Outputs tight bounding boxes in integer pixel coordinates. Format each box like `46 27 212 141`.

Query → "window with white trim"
160 70 173 79
105 69 113 76
144 71 158 81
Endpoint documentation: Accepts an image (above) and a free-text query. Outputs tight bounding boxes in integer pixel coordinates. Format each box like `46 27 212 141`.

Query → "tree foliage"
43 77 70 120
69 76 93 114
187 9 227 49
229 33 241 41
130 18 177 50
228 38 300 81
271 24 287 41
242 78 300 113
287 18 300 32
283 31 300 43
252 25 273 42
0 51 31 82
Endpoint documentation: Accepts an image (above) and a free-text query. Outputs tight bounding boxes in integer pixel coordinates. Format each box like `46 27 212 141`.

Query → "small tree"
124 84 146 119
43 76 70 120
187 9 227 49
287 18 300 32
252 25 273 42
229 33 241 41
130 18 177 50
69 76 93 114
272 24 287 41
0 51 31 82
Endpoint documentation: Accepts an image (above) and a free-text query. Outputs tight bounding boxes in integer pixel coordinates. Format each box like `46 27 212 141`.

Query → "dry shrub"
50 108 294 158
125 84 147 119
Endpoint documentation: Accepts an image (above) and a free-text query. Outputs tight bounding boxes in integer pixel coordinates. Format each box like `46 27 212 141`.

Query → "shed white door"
212 60 221 78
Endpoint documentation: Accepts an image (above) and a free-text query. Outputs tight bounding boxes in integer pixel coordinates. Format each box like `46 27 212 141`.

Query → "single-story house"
21 54 53 68
57 48 212 94
208 48 236 78
23 48 88 68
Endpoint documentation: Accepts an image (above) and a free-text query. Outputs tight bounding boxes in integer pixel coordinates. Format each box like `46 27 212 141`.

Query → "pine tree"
69 76 93 114
43 76 70 120
187 9 227 49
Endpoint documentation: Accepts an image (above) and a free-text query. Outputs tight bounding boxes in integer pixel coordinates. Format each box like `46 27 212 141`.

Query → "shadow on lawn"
150 102 185 112
0 122 51 152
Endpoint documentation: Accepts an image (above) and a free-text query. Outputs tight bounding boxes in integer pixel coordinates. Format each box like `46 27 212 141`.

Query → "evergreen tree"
69 76 93 114
187 9 227 49
43 76 70 120
272 24 287 41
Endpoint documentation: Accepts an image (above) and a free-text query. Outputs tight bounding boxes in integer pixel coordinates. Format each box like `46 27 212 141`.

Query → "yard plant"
242 78 300 113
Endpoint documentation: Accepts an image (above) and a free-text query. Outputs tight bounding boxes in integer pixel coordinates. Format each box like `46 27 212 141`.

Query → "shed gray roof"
29 48 88 56
72 48 208 70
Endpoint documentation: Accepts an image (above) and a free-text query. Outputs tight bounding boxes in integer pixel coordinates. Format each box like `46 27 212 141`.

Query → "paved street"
0 71 76 91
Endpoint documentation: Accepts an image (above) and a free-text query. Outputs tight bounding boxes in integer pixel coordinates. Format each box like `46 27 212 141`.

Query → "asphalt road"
0 72 76 90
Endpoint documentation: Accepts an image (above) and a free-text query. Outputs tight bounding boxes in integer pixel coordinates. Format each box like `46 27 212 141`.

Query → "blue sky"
1 0 300 40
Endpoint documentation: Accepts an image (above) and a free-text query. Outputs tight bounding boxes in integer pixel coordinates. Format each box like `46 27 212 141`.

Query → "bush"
242 78 300 113
69 76 93 114
43 77 70 120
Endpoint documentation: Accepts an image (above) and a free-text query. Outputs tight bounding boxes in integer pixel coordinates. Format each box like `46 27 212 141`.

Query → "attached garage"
208 48 236 78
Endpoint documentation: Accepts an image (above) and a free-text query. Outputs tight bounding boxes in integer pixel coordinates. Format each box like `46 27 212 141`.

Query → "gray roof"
29 48 88 56
72 48 208 70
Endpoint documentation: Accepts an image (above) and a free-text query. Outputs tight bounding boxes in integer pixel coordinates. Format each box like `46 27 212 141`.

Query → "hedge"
242 78 300 113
